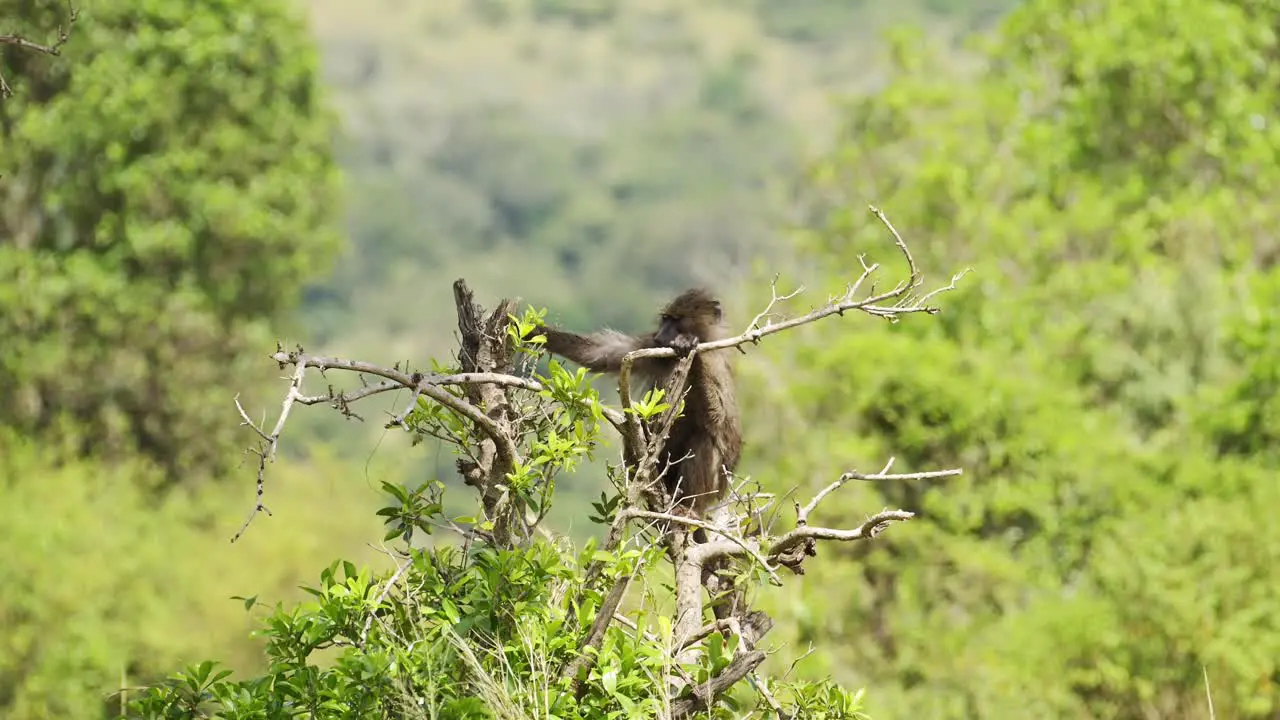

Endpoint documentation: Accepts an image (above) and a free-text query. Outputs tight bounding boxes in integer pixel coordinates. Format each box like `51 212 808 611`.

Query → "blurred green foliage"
0 0 342 483
742 0 1280 717
0 428 387 719
0 1 379 719
128 541 871 720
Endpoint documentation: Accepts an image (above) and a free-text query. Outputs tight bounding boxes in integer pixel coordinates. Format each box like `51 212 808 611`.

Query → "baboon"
532 288 741 516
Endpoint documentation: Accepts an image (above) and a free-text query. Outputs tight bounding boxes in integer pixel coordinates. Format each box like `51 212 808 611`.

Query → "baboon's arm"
537 326 657 374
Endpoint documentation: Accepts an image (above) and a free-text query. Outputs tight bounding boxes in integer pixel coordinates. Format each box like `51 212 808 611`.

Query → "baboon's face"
655 313 688 346
656 291 722 345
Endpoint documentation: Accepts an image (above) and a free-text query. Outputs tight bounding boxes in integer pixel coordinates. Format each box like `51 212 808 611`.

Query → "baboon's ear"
712 301 722 323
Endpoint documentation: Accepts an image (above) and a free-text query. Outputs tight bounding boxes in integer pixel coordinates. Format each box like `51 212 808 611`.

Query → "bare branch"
229 359 308 542
770 509 916 558
560 568 638 689
783 644 817 681
611 612 659 644
622 508 781 587
231 340 555 541
796 457 963 525
296 379 399 408
386 388 423 429
268 349 522 470
438 372 542 391
619 206 969 365
745 275 806 334
676 618 737 653
748 673 789 720
870 204 920 288
678 457 960 573
289 366 624 428
614 352 652 467
629 353 696 504
1 0 79 98
670 649 768 719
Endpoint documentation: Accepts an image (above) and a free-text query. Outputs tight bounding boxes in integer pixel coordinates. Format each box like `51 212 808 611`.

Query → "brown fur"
535 289 742 514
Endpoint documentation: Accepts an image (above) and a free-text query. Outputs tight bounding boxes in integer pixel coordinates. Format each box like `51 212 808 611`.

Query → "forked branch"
0 0 79 98
614 205 969 372
228 283 544 543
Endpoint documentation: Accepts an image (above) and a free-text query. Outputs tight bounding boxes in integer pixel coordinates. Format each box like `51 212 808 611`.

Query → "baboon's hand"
669 333 699 357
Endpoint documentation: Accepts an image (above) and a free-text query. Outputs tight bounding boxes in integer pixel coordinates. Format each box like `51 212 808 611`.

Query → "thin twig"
676 618 737 652
229 359 309 542
290 363 624 427
620 206 969 364
270 350 522 469
386 388 423 429
1203 666 1216 720
748 673 789 720
770 509 917 558
797 457 962 525
612 613 660 643
870 204 921 288
0 0 79 98
745 276 806 335
359 557 412 647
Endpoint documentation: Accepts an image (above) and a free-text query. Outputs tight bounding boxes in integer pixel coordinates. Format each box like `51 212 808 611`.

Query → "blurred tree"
0 0 342 484
1197 266 1280 463
742 0 1280 717
804 0 1280 437
0 0 75 98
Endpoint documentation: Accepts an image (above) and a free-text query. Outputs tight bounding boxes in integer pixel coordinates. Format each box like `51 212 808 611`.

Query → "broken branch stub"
451 278 523 546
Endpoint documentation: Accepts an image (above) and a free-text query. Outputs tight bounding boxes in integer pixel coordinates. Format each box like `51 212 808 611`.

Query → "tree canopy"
0 0 342 482
745 0 1280 716
0 2 370 718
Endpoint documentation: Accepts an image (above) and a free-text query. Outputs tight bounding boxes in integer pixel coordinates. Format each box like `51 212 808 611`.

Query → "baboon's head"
655 288 722 345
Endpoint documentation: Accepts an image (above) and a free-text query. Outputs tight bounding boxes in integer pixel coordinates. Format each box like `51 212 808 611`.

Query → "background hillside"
300 0 1010 353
